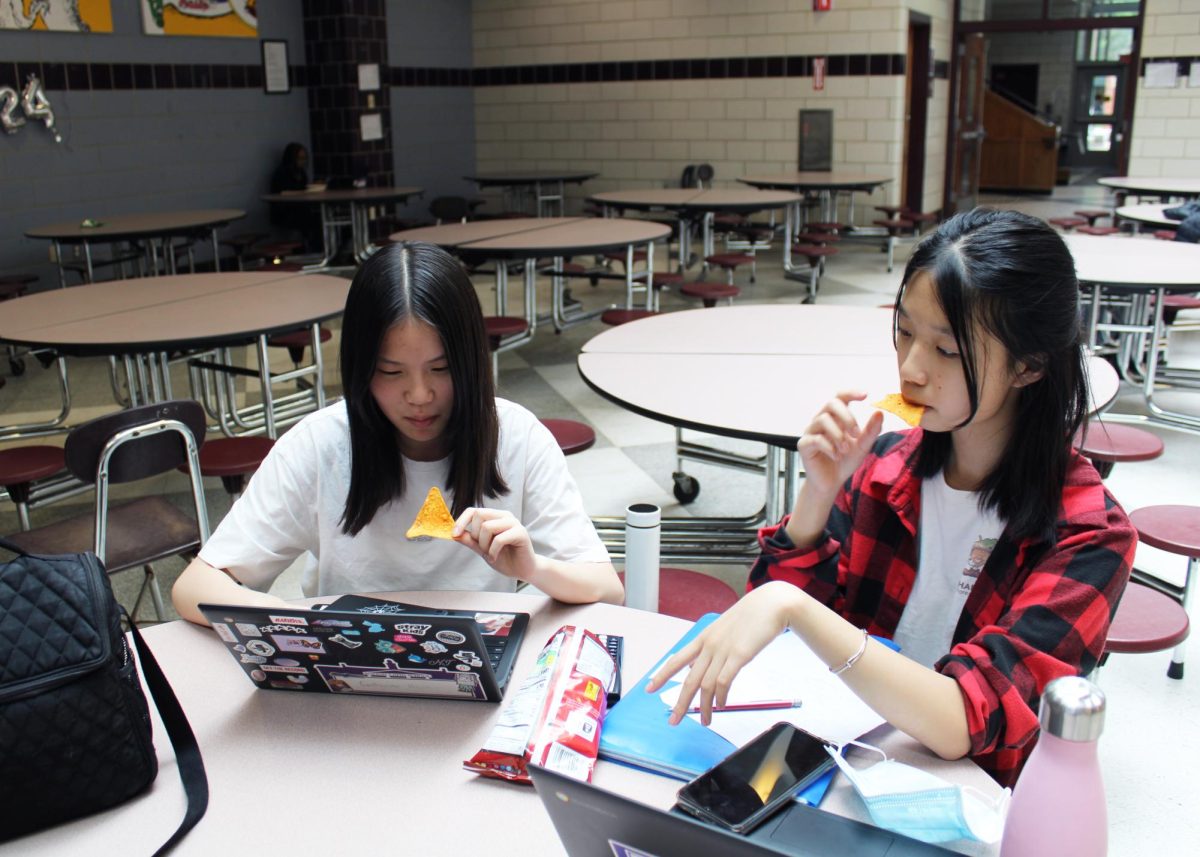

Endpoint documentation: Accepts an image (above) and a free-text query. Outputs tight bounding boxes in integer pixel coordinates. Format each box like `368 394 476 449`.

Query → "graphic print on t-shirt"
957 536 996 597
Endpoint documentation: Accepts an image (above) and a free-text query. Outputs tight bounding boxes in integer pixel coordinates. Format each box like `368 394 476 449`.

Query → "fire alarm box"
814 0 831 10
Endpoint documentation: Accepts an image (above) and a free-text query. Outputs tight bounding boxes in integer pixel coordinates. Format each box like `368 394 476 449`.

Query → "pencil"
686 699 803 714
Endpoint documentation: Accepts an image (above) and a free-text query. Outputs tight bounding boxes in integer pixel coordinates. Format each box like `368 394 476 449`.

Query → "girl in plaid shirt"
648 209 1135 786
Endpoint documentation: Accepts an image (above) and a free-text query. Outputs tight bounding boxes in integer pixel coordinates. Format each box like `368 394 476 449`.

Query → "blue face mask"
828 741 1010 845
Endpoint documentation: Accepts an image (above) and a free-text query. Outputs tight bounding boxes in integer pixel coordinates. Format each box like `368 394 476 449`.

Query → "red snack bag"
464 625 616 784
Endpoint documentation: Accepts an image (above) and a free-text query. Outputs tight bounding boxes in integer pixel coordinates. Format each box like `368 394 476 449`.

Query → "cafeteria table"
1115 203 1179 233
1067 233 1200 432
465 170 599 217
587 188 802 280
261 185 424 267
392 217 670 342
1099 176 1200 201
0 270 349 440
1 589 1006 856
578 305 1121 561
25 208 246 287
738 171 894 227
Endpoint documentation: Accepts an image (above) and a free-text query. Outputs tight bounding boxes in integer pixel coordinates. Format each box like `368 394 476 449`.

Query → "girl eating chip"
174 242 622 625
647 209 1135 788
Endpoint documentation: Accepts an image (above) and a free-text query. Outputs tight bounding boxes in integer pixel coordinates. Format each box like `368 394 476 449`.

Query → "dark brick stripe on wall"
0 53 949 93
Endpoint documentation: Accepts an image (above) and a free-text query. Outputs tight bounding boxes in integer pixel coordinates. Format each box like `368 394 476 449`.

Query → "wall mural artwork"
141 0 257 38
0 0 113 32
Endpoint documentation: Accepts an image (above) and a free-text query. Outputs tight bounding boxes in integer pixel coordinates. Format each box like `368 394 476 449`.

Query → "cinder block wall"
471 0 953 223
1128 0 1200 177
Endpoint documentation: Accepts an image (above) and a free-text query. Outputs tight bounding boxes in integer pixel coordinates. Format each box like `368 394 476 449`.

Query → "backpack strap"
127 621 209 855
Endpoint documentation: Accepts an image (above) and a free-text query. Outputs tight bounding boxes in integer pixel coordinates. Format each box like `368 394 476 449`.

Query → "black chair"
3 400 211 623
430 196 471 224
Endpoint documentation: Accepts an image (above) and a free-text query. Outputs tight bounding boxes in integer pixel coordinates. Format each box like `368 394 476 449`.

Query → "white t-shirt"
199 398 610 597
892 470 1005 668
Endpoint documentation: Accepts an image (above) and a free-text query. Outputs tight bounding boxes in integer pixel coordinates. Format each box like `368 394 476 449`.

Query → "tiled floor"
2 177 1197 855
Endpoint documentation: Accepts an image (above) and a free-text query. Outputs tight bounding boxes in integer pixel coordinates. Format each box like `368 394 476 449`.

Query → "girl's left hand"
453 507 537 583
644 582 802 725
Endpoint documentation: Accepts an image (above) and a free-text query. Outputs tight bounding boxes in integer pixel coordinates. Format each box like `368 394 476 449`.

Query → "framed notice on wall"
798 109 833 171
262 40 290 94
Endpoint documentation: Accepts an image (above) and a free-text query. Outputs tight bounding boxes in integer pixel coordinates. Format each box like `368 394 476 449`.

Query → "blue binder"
598 614 834 806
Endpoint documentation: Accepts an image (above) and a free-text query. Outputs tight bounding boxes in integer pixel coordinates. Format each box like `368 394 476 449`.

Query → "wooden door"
950 34 987 213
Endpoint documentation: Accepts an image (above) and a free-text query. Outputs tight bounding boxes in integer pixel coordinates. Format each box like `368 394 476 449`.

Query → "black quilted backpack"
0 538 207 852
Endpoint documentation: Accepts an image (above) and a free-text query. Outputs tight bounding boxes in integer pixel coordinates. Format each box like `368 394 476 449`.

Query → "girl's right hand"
797 391 884 499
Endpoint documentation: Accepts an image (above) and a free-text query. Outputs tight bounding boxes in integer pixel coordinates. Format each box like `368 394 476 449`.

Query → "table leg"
210 227 221 273
84 241 95 283
0 356 71 439
52 240 67 288
256 335 278 439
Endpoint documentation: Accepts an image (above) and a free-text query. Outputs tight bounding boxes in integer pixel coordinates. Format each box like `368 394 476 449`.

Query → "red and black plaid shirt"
749 429 1134 787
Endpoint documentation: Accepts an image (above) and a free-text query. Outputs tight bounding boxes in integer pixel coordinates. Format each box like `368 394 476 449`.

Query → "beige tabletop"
260 186 424 205
3 590 1002 856
24 209 246 242
1115 204 1179 229
1098 176 1200 197
738 172 894 191
579 305 1119 447
391 217 669 257
465 171 599 186
0 271 349 356
590 188 801 213
390 216 586 247
1066 234 1200 290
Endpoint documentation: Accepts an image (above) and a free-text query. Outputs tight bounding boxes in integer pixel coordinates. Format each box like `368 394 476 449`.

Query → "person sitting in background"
268 142 321 252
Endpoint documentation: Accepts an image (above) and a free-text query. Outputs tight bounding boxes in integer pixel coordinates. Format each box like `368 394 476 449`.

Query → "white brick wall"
472 0 955 221
1128 0 1200 177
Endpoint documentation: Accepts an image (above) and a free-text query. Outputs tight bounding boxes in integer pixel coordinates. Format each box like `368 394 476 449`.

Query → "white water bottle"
1000 675 1107 857
623 503 660 612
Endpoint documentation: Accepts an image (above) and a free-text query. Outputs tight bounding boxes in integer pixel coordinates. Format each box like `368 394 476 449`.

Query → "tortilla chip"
406 487 457 540
873 393 925 427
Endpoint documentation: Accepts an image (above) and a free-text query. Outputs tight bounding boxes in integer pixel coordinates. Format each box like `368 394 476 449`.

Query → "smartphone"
674 722 835 835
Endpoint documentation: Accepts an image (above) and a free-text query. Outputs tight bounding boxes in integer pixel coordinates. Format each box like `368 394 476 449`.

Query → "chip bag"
464 625 616 784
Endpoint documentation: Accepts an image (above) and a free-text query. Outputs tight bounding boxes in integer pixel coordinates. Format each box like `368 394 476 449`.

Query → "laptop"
199 596 529 702
529 764 957 857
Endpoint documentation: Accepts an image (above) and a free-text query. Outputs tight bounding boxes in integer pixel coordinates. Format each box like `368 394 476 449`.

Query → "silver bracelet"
830 628 870 676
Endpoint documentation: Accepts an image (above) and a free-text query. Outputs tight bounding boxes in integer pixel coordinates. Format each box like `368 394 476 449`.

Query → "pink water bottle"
1000 676 1107 857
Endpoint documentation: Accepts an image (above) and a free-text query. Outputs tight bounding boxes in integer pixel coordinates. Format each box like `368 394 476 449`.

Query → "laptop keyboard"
485 638 505 670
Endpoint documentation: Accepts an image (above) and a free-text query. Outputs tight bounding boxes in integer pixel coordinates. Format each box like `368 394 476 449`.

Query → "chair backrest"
65 400 207 486
430 196 470 224
64 400 211 561
696 163 714 188
679 164 696 189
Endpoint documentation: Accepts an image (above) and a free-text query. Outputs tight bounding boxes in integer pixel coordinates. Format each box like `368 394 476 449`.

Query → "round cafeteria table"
1098 176 1200 200
261 185 424 266
392 217 671 336
1115 203 1179 232
588 188 801 274
0 270 349 439
738 171 894 226
578 304 1119 559
25 208 246 287
0 590 1005 856
1066 233 1200 430
465 170 599 217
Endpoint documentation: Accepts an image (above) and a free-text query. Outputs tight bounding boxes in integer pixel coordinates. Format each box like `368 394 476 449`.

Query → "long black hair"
339 241 508 535
894 208 1088 541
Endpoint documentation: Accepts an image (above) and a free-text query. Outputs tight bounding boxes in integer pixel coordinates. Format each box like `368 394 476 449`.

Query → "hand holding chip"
797 391 885 499
452 507 538 584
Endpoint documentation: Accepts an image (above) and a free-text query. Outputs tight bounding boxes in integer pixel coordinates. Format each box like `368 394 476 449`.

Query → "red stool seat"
681 281 740 307
795 231 841 244
806 222 843 233
1130 506 1200 557
0 281 29 301
0 446 66 489
1049 217 1087 231
0 273 38 287
605 249 648 265
792 244 839 264
873 218 914 234
874 205 907 218
1076 226 1120 236
268 326 332 364
617 568 739 621
559 262 587 275
0 445 66 529
601 309 657 326
1074 209 1110 226
1105 583 1190 655
1154 230 1177 241
1074 424 1164 470
192 436 275 497
650 271 684 288
540 419 595 456
484 316 529 348
906 211 939 225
